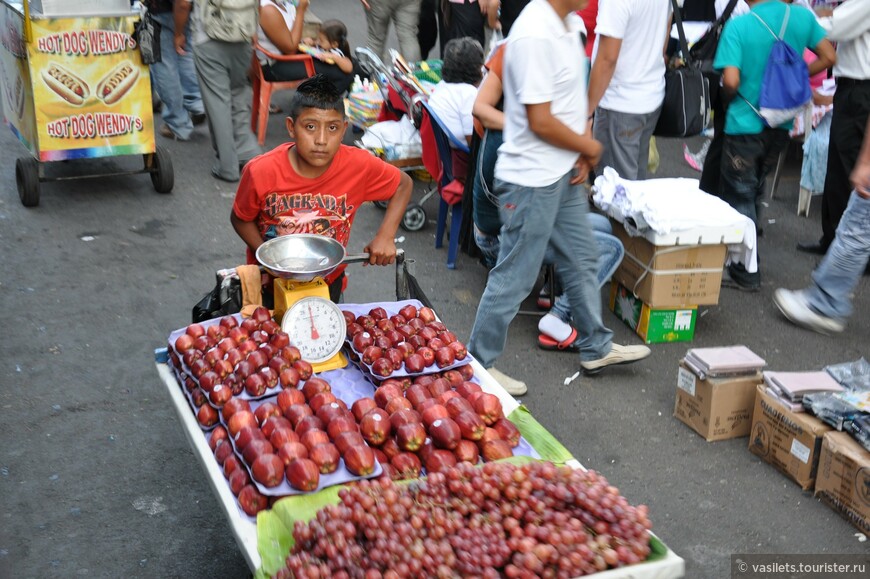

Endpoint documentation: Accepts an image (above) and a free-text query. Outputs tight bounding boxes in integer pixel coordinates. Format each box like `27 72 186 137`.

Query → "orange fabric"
233 143 401 284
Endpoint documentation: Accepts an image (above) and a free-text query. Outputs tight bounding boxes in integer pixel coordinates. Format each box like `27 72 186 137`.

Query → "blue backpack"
743 5 811 127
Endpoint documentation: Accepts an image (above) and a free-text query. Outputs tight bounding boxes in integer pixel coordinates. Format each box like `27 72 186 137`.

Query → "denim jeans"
719 129 789 286
468 171 613 366
805 191 870 320
549 212 624 324
150 12 204 139
593 106 661 181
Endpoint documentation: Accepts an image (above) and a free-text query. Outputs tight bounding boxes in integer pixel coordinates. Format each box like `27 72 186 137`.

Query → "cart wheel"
373 200 388 210
401 203 426 232
149 145 174 194
16 157 40 208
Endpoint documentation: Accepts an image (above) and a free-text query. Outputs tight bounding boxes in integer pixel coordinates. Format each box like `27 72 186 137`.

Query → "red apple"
454 439 480 464
454 411 486 441
308 392 337 414
222 454 242 478
251 453 284 487
213 359 234 380
385 396 413 415
277 441 309 465
276 389 305 413
390 452 422 479
473 393 503 425
283 404 313 428
261 416 293 438
309 443 340 474
250 306 272 325
434 347 456 369
407 335 427 350
389 314 407 326
268 426 299 449
327 415 358 440
186 323 206 339
407 317 425 332
234 425 265 452
227 410 258 437
374 335 392 350
250 329 269 345
493 418 521 447
174 333 195 353
398 304 417 320
302 377 332 401
279 346 302 365
243 439 275 466
424 449 457 473
389 408 422 431
278 367 301 390
292 360 313 381
362 346 383 365
347 322 364 338
481 439 513 461
334 431 366 455
209 383 232 407
238 485 268 516
189 358 211 380
295 415 325 437
207 324 227 342
397 342 415 360
457 365 474 381
416 347 436 368
204 348 223 368
240 317 259 335
198 370 220 393
396 325 416 340
352 332 374 352
429 418 461 450
381 438 401 460
197 404 219 428
343 444 376 476
368 306 388 320
228 327 249 344
190 388 206 408
376 318 395 332
404 384 431 408
360 409 391 446
420 404 450 428
396 422 426 452
220 316 239 329
209 426 229 451
262 319 281 336
438 390 460 406
445 396 474 419
229 467 250 496
258 367 278 390
244 373 267 397
214 439 234 465
285 458 320 491
418 307 436 323
448 341 467 360
300 429 330 450
351 397 378 422
427 378 451 398
238 339 257 356
371 357 394 378
182 349 203 368
427 338 445 352
247 349 267 370
342 310 356 325
456 381 482 398
314 400 347 424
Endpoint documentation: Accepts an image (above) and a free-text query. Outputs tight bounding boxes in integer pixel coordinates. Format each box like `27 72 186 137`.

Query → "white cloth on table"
592 166 757 273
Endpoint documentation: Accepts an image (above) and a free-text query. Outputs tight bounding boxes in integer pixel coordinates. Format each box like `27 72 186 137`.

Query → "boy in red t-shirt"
231 75 413 301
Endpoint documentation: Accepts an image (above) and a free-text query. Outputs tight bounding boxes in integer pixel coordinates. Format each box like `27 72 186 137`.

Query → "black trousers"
699 88 726 195
262 60 353 94
418 0 439 59
820 79 870 248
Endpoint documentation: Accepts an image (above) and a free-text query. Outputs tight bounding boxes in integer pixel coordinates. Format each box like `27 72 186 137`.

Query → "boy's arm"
851 116 870 198
173 0 192 55
526 103 603 168
365 172 413 266
231 210 264 256
807 38 836 77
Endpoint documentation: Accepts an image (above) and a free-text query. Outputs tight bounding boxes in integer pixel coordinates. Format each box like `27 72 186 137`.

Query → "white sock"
538 313 573 343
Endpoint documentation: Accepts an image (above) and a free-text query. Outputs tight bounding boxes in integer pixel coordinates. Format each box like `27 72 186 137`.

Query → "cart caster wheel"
373 200 388 210
149 145 174 194
16 157 40 208
401 203 426 232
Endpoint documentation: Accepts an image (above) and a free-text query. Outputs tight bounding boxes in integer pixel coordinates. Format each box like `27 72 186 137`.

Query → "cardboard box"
674 363 763 441
611 221 726 307
749 384 832 490
814 431 870 533
609 283 697 344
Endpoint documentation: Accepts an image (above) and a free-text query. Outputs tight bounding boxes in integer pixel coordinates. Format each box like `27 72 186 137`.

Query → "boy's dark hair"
289 75 346 119
441 37 484 86
320 19 351 59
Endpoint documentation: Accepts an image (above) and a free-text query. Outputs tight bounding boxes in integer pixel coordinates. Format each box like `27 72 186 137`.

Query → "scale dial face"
281 296 347 364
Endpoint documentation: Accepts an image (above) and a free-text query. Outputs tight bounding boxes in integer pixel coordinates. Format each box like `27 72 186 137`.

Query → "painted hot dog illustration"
41 62 90 106
96 61 139 105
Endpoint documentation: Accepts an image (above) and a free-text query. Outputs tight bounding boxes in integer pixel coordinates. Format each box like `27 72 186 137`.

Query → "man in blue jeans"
467 0 650 396
774 114 870 335
146 0 205 140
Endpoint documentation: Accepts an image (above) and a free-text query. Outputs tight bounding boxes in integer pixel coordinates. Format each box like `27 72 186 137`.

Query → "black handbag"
133 10 162 65
192 268 244 323
654 0 711 138
688 0 738 106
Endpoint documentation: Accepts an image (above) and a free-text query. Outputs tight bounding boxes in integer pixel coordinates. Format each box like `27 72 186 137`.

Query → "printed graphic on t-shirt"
259 190 355 248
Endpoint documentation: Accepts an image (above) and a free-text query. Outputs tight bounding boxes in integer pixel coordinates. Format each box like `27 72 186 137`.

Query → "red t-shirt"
233 143 401 284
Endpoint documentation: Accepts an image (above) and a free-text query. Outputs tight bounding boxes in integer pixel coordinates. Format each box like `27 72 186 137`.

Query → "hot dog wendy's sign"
26 15 154 160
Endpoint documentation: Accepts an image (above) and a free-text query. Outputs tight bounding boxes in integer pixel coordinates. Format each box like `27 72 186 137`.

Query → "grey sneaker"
773 288 845 335
487 367 527 396
581 343 651 374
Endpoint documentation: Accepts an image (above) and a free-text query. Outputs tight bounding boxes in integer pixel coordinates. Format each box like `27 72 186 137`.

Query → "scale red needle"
308 303 320 340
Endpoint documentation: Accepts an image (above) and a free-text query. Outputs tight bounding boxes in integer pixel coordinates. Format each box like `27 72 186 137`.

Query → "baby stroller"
353 47 438 232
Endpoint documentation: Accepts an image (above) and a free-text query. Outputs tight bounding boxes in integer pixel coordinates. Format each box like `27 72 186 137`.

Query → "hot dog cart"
0 0 172 207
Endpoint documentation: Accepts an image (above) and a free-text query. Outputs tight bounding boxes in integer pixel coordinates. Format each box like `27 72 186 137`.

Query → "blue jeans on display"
468 171 613 367
150 12 204 139
805 191 870 321
549 213 624 324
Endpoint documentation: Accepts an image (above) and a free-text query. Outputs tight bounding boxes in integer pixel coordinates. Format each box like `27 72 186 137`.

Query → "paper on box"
814 431 870 533
674 363 762 441
611 221 726 307
749 384 832 490
609 283 697 344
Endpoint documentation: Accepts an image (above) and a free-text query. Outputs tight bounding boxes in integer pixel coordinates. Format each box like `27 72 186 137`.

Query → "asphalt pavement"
1 1 869 577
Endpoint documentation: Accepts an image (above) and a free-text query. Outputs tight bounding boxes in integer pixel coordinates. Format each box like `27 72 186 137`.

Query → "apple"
456 381 482 398
371 358 394 378
424 449 457 473
389 314 407 326
445 396 474 419
315 400 346 424
186 323 206 339
261 319 280 335
457 365 474 381
246 349 267 371
351 397 378 422
220 315 239 329
384 348 403 370
197 404 219 428
214 439 234 465
174 333 195 353
222 454 242 478
375 318 395 332
209 426 229 451
448 341 467 360
229 468 250 496
427 338 445 352
251 306 272 325
390 452 421 480
418 307 436 323
396 325 416 340
368 306 388 320
240 318 260 335
417 437 434 464
234 425 265 451
389 408 422 431
267 356 289 375
327 415 358 440
416 398 440 414
189 358 211 380
372 448 389 465
342 310 356 325
453 439 480 464
333 431 366 455
416 347 435 368
233 359 253 381
427 378 450 398
434 347 456 369
360 409 391 445
480 427 502 445
420 404 450 428
183 376 198 393
253 402 281 425
283 404 313 428
213 357 234 379
406 335 427 350
207 324 227 342
243 439 275 466
398 304 417 320
300 429 330 450
473 393 503 425
380 437 401 460
373 336 392 350
308 392 337 414
209 383 232 407
352 332 374 352
428 418 461 450
224 373 243 396
397 342 415 360
251 453 284 487
347 322 364 338
276 388 305 413
182 349 203 368
238 339 257 356
244 373 267 397
228 327 249 344
193 335 215 353
295 415 325 437
454 411 486 441
407 317 425 332
238 484 268 516
279 346 302 365
301 377 331 401
190 388 206 408
385 330 403 348
480 439 513 461
362 346 383 365
199 370 220 393
261 416 293 439
278 367 301 390
285 458 320 491
258 367 279 390
276 441 309 465
396 422 426 452
249 329 268 345
343 444 376 476
292 360 313 381
385 396 413 415
309 443 340 474
493 418 521 447
227 410 258 437
404 384 431 408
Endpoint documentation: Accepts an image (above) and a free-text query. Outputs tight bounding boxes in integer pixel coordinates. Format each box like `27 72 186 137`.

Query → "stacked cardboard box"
814 431 870 533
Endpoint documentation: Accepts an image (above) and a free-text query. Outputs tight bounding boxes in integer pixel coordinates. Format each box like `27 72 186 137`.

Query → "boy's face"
286 108 347 177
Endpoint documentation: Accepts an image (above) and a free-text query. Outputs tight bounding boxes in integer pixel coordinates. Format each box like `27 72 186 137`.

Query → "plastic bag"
802 392 864 431
133 10 161 65
192 268 243 323
825 357 870 392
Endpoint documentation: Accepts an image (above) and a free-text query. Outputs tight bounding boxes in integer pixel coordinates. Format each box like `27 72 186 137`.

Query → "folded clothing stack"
683 345 766 380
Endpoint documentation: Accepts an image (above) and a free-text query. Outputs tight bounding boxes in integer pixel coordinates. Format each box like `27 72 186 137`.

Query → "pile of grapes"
275 461 651 578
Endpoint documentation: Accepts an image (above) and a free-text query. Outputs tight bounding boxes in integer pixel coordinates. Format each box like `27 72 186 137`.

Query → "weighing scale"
256 235 370 374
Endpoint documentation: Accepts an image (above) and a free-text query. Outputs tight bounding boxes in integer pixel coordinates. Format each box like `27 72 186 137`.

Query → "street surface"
1 1 868 577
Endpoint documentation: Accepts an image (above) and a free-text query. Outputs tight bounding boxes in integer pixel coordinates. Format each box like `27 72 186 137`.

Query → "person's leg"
150 12 194 139
593 108 643 180
178 19 205 118
699 95 726 194
393 0 422 62
634 107 662 181
228 43 261 171
820 84 870 249
365 0 392 64
312 61 353 94
193 40 234 176
805 191 870 320
468 177 563 368
417 0 438 60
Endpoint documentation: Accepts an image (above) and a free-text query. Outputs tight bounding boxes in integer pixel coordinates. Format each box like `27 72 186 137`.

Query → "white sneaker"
773 288 845 335
580 343 651 374
487 367 528 396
